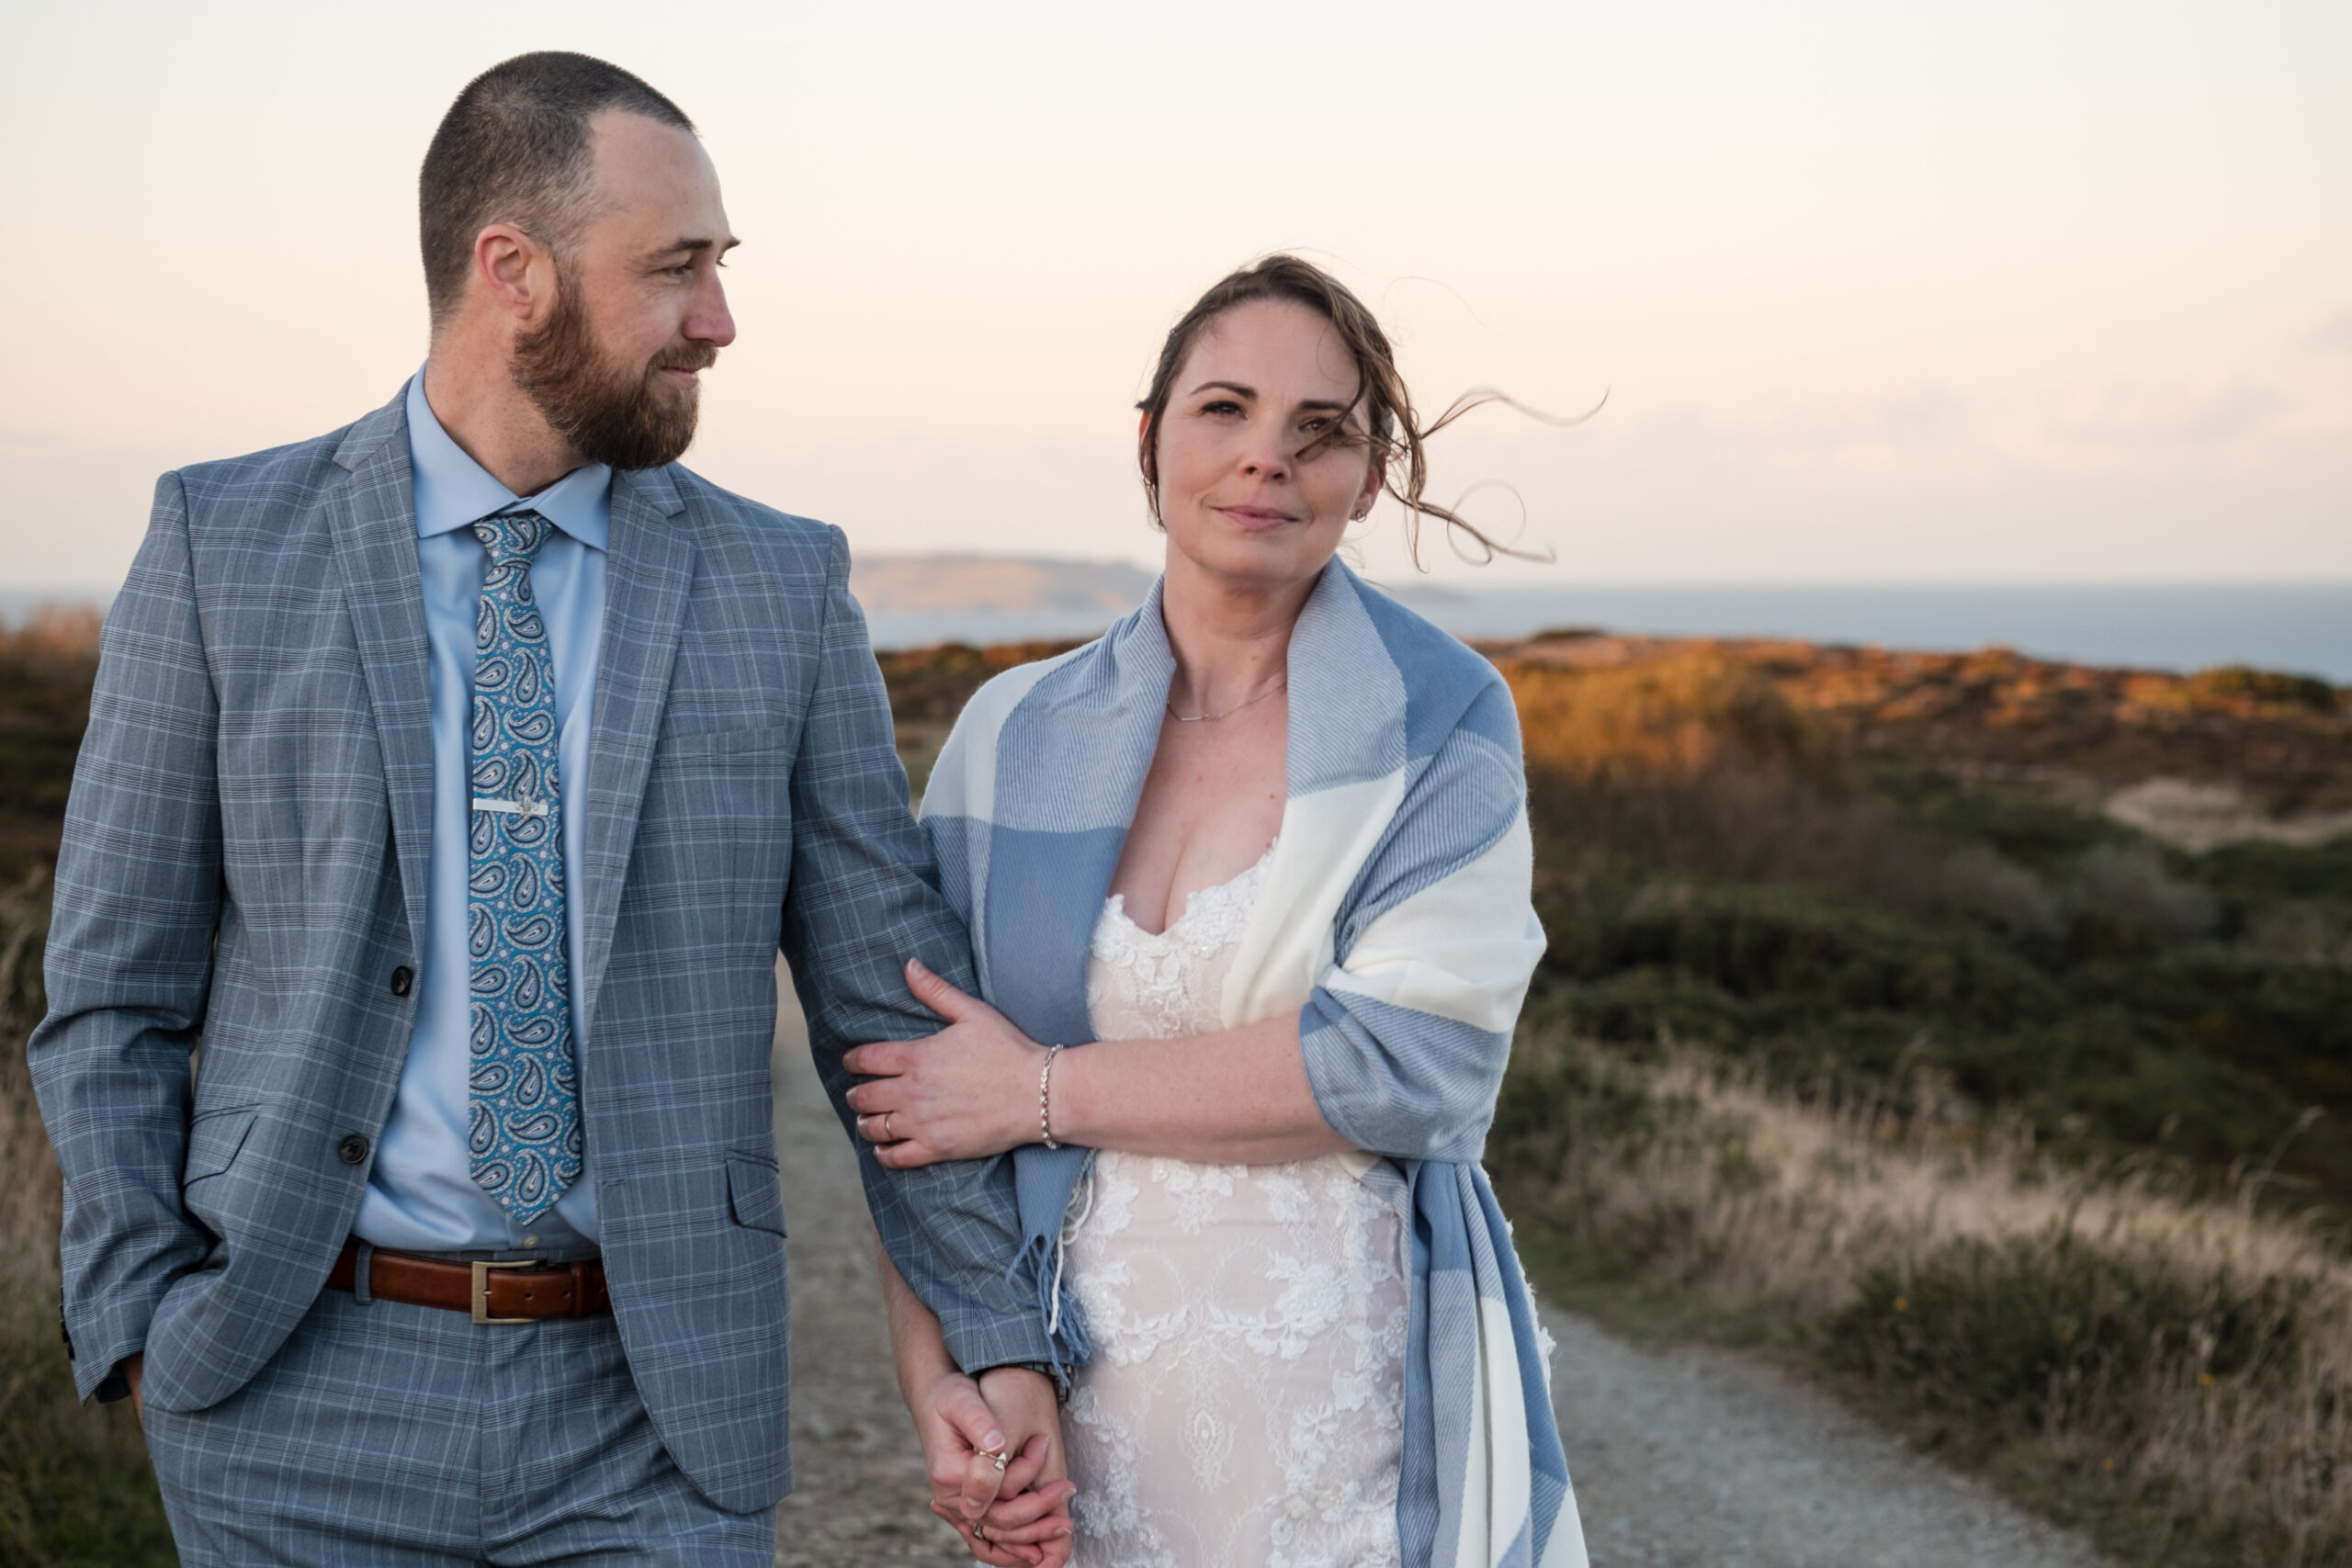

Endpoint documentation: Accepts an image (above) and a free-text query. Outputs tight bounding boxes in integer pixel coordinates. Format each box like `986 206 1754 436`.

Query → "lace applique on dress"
1065 842 1408 1568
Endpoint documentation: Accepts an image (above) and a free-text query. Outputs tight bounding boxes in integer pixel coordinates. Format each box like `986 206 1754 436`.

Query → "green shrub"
2190 665 2340 715
1825 1227 2318 1433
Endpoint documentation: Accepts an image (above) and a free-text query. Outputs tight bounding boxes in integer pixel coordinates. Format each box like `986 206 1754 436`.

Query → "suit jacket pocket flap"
726 1156 786 1235
184 1106 260 1184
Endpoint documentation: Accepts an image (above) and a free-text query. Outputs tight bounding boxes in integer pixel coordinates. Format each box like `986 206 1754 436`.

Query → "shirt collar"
404 368 612 551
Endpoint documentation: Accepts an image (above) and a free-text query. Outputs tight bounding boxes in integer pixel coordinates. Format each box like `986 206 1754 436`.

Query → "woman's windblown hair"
1136 254 1597 566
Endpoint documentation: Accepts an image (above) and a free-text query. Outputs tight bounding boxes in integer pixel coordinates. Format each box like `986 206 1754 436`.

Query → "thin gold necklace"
1166 678 1288 723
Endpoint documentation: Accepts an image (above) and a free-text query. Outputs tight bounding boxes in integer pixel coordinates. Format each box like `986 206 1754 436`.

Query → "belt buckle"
470 1259 539 1325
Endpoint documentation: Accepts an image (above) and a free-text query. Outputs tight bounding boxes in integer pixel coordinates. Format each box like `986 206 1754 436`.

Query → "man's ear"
472 223 555 325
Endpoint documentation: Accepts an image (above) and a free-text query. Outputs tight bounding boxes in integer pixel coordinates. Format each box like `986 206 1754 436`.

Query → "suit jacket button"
337 1134 370 1167
390 966 414 997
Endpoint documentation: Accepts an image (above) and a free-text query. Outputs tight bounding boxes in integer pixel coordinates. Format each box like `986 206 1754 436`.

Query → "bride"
843 255 1587 1568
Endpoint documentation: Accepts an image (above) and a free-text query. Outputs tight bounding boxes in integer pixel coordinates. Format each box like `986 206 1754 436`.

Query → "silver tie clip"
472 795 551 819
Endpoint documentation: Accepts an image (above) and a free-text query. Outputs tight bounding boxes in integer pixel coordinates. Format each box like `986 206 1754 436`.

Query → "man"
31 51 1065 1564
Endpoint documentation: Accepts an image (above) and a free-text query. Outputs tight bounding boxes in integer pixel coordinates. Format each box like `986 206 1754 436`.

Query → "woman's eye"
1201 400 1242 417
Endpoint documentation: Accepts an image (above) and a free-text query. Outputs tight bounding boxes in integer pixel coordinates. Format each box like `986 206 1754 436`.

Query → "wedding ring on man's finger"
883 1111 897 1142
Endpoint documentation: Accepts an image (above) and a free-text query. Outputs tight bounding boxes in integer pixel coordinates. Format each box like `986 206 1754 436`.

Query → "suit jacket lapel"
576 465 694 1032
327 394 435 953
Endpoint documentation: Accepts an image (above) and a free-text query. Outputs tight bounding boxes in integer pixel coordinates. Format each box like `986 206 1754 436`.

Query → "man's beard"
510 276 716 472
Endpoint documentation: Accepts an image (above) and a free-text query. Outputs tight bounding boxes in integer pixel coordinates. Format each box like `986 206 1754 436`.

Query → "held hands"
915 1367 1075 1566
844 961 1047 1168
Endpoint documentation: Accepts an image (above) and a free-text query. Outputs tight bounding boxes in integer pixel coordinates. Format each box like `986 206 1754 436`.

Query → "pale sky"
4 0 2346 591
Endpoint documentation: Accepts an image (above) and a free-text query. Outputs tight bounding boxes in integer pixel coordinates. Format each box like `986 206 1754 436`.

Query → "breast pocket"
659 724 796 764
640 728 797 937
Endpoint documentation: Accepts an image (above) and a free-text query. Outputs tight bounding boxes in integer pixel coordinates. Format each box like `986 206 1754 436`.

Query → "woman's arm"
842 962 1350 1167
1054 1014 1350 1163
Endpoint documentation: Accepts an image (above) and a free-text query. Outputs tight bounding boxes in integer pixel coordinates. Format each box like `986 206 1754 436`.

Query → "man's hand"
121 1353 144 1419
912 1371 1016 1532
912 1368 1072 1567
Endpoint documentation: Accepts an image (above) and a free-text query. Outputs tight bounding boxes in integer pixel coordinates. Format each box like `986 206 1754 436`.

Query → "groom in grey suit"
31 51 1063 1564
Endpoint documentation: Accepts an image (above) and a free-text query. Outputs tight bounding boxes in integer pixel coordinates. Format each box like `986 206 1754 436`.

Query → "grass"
1492 1011 2352 1568
0 609 175 1568
1487 643 2352 1563
0 867 176 1568
1505 648 2352 1212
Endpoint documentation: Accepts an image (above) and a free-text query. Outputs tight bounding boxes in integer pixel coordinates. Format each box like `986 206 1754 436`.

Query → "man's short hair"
419 52 695 324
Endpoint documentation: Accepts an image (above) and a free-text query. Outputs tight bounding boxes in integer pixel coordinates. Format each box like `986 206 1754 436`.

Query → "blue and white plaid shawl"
921 561 1588 1567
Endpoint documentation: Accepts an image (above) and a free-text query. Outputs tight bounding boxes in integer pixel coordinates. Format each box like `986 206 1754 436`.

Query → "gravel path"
772 978 972 1567
768 977 2108 1566
1551 1315 2109 1567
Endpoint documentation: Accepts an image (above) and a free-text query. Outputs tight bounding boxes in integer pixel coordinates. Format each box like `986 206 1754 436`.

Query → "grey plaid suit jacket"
28 388 1048 1513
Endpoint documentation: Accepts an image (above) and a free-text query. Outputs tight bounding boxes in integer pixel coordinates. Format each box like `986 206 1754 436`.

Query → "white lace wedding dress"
1064 844 1409 1568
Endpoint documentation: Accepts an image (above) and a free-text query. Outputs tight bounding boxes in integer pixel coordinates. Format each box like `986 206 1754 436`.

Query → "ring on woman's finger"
971 1521 987 1542
989 1448 1010 1472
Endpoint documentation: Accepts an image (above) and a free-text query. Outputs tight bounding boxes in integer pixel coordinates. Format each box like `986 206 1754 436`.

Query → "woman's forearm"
1049 1013 1351 1163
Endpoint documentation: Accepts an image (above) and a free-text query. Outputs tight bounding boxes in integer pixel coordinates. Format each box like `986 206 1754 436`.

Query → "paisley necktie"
465 509 582 1225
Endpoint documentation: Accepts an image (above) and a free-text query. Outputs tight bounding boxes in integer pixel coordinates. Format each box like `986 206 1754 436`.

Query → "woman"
845 255 1588 1568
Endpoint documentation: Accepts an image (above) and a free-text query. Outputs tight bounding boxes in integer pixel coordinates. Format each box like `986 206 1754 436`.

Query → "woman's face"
1147 298 1384 592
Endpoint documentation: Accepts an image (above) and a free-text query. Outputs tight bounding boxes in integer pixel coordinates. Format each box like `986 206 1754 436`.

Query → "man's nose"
687 272 737 348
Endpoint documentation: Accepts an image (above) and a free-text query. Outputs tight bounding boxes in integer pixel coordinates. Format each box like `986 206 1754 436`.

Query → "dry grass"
1 871 62 1251
1491 631 2352 814
1495 1009 2352 1567
0 868 175 1567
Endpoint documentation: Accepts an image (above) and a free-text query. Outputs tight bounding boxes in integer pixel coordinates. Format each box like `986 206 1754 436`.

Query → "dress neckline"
1102 838 1277 942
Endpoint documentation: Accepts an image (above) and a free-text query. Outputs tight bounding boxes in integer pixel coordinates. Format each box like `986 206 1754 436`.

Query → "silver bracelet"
1038 1044 1064 1150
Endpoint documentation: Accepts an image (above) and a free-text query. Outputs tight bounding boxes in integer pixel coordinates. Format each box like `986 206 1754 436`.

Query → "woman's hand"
938 1370 1076 1566
843 960 1046 1168
911 1371 1054 1566
910 1369 1075 1567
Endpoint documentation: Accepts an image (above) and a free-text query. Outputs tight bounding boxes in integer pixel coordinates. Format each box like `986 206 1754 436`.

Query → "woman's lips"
1218 505 1298 531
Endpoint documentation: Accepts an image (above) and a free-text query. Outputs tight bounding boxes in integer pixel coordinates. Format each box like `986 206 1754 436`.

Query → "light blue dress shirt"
351 371 611 1253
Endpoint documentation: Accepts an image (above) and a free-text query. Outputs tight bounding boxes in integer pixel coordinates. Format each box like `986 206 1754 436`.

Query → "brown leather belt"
328 1241 611 1325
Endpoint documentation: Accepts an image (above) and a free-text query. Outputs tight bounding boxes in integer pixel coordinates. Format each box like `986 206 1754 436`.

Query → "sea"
8 582 2346 682
866 583 2352 682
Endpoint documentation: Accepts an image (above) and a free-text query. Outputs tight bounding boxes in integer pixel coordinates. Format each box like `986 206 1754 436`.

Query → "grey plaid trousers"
144 1284 773 1564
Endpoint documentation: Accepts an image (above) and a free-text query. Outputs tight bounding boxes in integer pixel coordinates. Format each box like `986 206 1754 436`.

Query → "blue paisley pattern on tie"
466 510 582 1225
